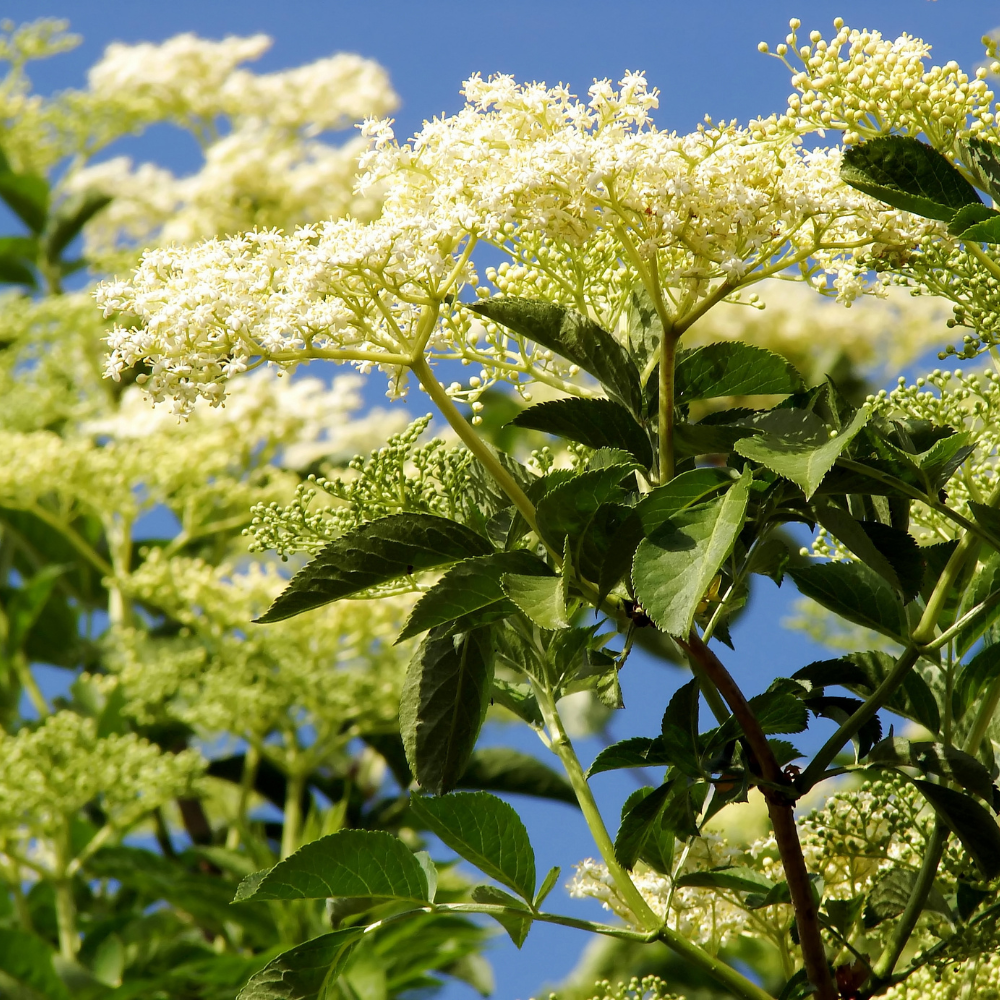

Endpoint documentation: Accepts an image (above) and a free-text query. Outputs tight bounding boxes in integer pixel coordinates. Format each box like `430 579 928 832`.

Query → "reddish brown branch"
679 630 837 1000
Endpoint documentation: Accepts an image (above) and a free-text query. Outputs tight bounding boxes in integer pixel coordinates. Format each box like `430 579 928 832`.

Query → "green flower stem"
227 742 261 851
964 670 1000 756
966 241 1000 284
410 354 544 545
679 630 837 1000
281 768 307 861
531 680 659 931
871 819 948 983
12 651 50 717
658 330 679 484
53 828 78 959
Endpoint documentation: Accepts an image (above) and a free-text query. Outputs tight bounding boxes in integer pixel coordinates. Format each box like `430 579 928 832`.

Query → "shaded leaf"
788 561 906 642
234 830 429 902
914 781 1000 879
674 866 775 894
397 551 549 641
236 929 362 1000
489 679 543 726
258 514 492 623
400 628 495 795
864 868 952 928
587 736 673 778
457 748 576 805
534 866 561 909
868 738 997 806
614 783 672 870
660 679 702 778
510 398 652 466
675 342 803 401
469 297 642 414
535 464 636 552
0 928 69 1000
960 135 1000 202
841 135 980 222
411 791 536 901
633 471 750 636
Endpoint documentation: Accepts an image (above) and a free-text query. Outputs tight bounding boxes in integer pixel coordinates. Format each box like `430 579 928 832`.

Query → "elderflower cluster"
763 17 997 149
882 952 1000 1000
0 712 204 844
571 779 943 959
102 550 412 759
98 70 940 415
535 977 683 1000
246 415 476 556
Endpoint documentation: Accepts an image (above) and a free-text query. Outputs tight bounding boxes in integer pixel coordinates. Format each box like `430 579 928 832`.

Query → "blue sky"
9 3 1000 998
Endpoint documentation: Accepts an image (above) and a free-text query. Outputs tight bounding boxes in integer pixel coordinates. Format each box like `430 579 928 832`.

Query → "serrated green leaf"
258 514 492 623
469 297 642 414
863 869 952 929
489 678 543 726
400 627 495 795
960 135 1000 202
586 736 672 777
949 202 999 238
456 748 577 805
510 398 652 466
869 738 997 805
0 171 49 233
675 342 803 401
914 781 1000 879
535 464 636 553
957 212 1000 242
674 866 775 894
626 285 662 378
661 679 702 777
788 561 906 643
614 783 672 870
502 573 568 629
470 885 532 947
397 551 549 642
234 830 428 902
0 929 69 1000
534 866 561 909
236 929 362 1000
735 405 869 499
841 135 980 222
632 470 750 636
411 791 536 900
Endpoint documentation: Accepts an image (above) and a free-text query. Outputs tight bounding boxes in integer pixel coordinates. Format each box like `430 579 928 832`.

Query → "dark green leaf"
868 738 997 806
411 791 536 900
501 573 568 630
400 628 495 795
863 868 952 928
0 171 50 233
788 561 906 642
534 866 561 909
257 513 492 623
661 680 702 778
957 211 1000 242
807 695 882 759
633 470 750 636
735 406 870 499
469 297 642 414
674 866 775 894
586 736 673 777
948 202 999 238
470 885 532 948
236 929 362 1000
777 969 815 1000
234 830 429 902
0 252 36 287
968 500 1000 547
457 748 576 805
626 285 662 377
510 398 652 466
535 464 636 552
675 342 803 401
614 783 672 870
956 550 1000 655
397 551 548 641
769 740 804 767
914 781 1000 879
841 135 980 222
0 928 69 1000
753 693 809 735
955 643 1000 722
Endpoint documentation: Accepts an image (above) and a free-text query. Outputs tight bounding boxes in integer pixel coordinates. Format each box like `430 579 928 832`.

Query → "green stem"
410 354 544 545
227 742 261 851
658 331 679 484
870 820 947 983
13 653 50 717
964 672 1000 755
531 681 658 931
281 768 306 861
54 879 78 958
966 241 1000 283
